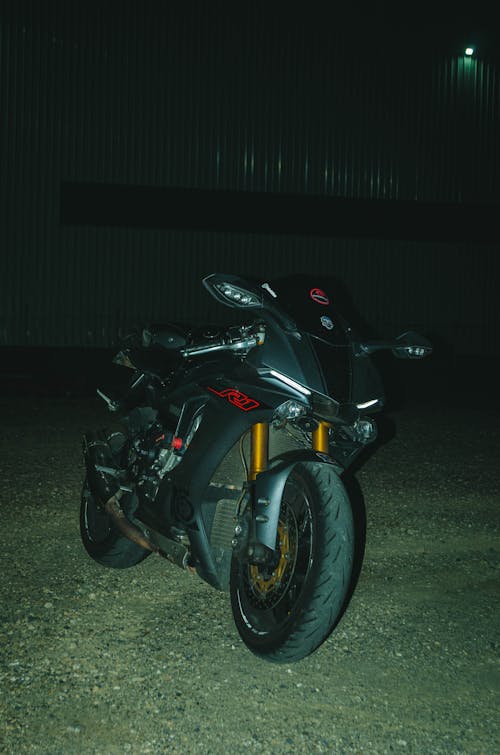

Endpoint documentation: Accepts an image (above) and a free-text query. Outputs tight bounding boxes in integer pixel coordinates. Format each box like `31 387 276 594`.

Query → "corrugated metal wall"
1 2 499 353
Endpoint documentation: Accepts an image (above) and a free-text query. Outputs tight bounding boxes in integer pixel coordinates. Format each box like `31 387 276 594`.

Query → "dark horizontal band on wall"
60 183 499 243
3 346 499 404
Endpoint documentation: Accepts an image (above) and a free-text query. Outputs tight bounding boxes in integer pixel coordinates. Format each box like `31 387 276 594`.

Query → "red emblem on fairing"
310 288 330 305
207 386 260 411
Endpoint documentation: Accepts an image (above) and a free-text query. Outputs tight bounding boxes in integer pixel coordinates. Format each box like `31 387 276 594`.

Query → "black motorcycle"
80 273 431 662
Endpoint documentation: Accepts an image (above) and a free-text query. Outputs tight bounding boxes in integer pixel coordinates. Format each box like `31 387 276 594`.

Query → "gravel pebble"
0 397 499 754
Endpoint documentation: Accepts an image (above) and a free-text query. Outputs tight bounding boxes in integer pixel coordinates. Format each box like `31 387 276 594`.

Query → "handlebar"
180 335 260 358
180 325 266 359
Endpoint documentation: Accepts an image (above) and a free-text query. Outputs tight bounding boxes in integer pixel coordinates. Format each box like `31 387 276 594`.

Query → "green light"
465 47 475 56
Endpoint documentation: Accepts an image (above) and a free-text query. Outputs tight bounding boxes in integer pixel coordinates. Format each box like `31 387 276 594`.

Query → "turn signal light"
215 282 262 308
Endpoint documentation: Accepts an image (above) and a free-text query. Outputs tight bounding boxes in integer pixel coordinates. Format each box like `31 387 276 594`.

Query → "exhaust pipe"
104 493 159 553
83 430 158 554
83 431 195 572
105 493 195 572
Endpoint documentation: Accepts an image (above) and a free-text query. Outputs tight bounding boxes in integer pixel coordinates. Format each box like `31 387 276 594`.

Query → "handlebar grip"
180 335 260 358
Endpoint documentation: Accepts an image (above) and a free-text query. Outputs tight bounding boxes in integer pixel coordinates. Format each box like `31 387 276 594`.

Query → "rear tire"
230 462 354 662
80 480 150 569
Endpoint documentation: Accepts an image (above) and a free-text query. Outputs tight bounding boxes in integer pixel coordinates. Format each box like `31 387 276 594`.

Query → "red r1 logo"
207 386 260 411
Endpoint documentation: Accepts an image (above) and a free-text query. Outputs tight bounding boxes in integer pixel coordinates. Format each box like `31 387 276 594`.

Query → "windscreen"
261 275 384 405
261 275 349 345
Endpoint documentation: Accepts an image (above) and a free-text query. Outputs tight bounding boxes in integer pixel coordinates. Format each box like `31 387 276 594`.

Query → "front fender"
253 450 343 552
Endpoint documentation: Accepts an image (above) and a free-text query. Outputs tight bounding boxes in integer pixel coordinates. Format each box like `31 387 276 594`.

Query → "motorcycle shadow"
340 413 396 614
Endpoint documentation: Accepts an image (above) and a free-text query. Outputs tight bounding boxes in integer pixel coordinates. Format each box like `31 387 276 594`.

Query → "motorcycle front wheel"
230 462 354 663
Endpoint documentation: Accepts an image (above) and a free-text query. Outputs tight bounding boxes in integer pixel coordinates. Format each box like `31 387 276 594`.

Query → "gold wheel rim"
249 520 291 594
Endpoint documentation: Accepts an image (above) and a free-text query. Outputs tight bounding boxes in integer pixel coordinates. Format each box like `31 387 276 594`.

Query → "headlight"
268 369 311 396
341 418 377 444
214 282 262 307
273 400 308 422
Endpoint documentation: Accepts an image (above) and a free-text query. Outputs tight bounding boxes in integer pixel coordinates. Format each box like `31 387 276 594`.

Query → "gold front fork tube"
249 423 269 481
312 421 331 453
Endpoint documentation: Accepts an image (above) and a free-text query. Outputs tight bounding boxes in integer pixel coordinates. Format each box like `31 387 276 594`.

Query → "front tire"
80 480 150 569
230 462 354 662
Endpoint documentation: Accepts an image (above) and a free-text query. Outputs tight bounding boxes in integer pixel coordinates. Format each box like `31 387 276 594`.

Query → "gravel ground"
0 396 498 754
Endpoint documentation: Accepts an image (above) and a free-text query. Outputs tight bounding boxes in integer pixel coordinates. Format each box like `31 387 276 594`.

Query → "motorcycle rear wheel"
230 462 354 662
80 480 150 568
